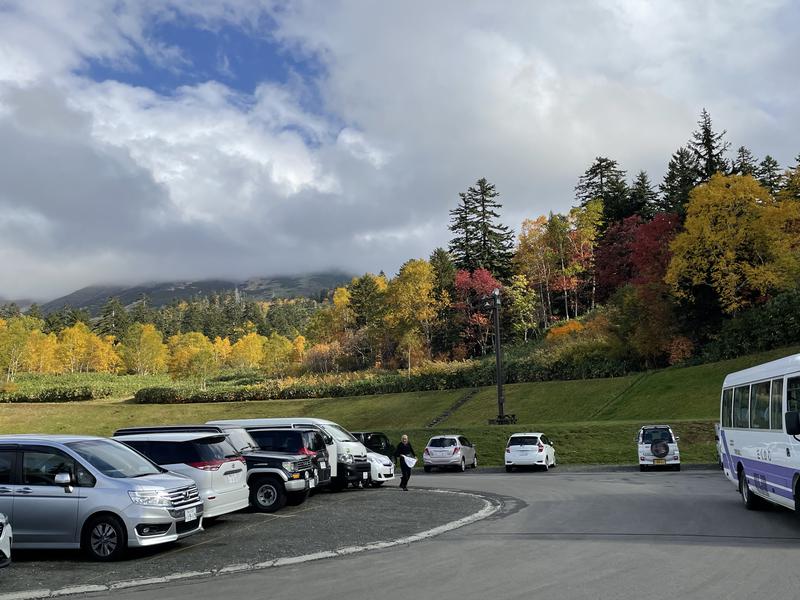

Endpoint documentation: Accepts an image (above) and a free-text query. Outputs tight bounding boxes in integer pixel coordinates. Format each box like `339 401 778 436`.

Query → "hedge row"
0 386 114 403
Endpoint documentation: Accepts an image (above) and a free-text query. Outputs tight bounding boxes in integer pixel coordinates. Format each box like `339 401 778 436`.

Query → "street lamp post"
492 288 505 421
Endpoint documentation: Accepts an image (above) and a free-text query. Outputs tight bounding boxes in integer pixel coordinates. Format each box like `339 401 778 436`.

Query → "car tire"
424 466 432 473
287 490 309 506
83 514 127 562
459 458 466 472
543 459 549 472
472 455 478 469
505 466 513 473
250 477 287 513
371 481 384 488
739 468 761 510
639 465 646 472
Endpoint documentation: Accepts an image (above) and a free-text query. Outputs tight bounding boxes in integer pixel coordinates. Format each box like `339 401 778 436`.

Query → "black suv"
113 425 314 513
245 428 332 488
352 431 395 459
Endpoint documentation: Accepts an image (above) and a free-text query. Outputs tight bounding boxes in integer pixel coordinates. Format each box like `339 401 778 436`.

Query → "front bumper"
285 468 314 492
371 462 395 481
339 460 371 483
124 501 204 548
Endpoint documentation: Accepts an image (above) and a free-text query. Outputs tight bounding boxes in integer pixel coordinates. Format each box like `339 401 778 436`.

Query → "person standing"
394 434 416 491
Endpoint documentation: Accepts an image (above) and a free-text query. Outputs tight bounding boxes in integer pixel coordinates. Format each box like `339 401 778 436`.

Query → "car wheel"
459 458 466 472
423 465 432 473
472 455 478 469
83 514 127 562
739 468 760 510
287 490 309 506
543 459 549 472
639 465 646 472
250 477 287 513
505 466 513 473
371 481 384 488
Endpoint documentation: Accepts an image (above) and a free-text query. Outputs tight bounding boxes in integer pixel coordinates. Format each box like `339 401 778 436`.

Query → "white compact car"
365 451 394 487
423 435 477 472
504 433 556 472
116 432 250 518
0 512 10 568
637 425 680 471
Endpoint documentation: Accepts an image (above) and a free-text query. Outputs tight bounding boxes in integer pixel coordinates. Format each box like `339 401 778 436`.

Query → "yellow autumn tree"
212 336 232 368
666 174 800 314
86 334 121 373
262 332 293 376
229 332 266 369
167 332 217 390
57 322 93 373
384 259 439 364
290 335 306 364
0 316 43 381
23 330 60 374
120 323 168 375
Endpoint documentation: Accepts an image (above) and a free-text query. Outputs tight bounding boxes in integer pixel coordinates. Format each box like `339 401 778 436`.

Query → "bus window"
771 379 784 430
750 382 770 429
722 389 733 428
733 385 750 428
788 377 800 413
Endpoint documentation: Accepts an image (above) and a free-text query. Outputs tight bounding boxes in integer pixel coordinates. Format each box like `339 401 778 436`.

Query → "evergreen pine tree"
466 178 514 278
689 108 730 179
25 303 42 320
448 192 477 271
730 146 758 176
575 157 629 224
658 146 700 216
757 155 782 195
130 294 154 324
429 247 456 295
628 170 658 219
97 297 131 338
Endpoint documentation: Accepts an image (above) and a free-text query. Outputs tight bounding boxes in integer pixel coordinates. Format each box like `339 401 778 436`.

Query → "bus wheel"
739 468 760 510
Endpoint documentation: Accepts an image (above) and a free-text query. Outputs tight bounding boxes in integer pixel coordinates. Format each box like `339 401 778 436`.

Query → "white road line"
0 490 500 600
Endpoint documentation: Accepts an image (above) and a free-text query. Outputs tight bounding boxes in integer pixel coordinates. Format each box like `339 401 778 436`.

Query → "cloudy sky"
1 1 798 300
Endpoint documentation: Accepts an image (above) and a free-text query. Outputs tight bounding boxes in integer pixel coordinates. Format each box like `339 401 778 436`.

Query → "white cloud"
0 0 798 300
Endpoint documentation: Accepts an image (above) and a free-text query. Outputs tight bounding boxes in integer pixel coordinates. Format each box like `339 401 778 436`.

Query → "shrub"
0 385 113 403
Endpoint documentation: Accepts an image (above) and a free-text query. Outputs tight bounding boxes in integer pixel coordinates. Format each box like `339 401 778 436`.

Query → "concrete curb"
417 463 720 474
0 489 500 600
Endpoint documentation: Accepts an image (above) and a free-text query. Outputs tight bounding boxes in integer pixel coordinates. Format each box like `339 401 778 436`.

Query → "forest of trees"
3 109 800 389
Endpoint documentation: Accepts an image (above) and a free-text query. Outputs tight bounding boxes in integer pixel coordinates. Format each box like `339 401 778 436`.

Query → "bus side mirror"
786 411 800 436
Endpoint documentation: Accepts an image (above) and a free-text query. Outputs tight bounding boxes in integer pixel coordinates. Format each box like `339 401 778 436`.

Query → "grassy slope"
2 346 798 465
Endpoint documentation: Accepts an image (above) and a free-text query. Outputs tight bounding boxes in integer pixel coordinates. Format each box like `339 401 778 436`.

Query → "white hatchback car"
637 425 680 471
116 432 250 518
0 512 10 568
505 433 556 472
365 450 394 487
423 435 477 472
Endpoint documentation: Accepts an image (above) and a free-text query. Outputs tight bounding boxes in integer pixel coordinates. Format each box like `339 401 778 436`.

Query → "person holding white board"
394 434 416 491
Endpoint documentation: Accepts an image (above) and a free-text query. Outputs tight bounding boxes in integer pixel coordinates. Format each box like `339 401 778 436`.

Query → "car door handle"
17 487 34 494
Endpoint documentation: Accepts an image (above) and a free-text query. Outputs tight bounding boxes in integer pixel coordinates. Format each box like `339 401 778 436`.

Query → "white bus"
720 353 800 510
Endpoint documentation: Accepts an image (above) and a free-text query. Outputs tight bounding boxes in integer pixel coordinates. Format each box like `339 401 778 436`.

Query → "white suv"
637 425 680 471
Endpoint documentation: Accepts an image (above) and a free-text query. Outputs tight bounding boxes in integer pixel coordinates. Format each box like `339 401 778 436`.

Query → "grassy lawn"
2 346 797 465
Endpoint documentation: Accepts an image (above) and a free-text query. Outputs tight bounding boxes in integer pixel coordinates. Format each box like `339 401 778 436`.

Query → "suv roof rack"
113 424 225 436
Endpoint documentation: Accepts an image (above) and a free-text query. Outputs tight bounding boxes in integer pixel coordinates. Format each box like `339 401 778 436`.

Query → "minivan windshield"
326 424 357 442
68 439 163 478
508 436 539 446
428 437 457 447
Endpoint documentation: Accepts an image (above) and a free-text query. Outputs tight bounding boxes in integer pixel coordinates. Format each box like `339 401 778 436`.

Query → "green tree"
757 155 782 195
97 297 131 338
468 178 514 278
575 157 630 224
731 146 758 176
665 174 800 315
448 192 477 271
658 146 700 216
628 170 658 220
689 108 729 179
506 275 538 342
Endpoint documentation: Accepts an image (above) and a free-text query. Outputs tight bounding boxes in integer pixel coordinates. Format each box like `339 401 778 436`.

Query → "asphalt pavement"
71 468 800 600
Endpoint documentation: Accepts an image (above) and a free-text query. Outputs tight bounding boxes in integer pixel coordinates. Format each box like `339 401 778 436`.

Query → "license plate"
654 459 666 465
362 472 368 480
320 461 326 469
309 479 316 488
184 507 197 522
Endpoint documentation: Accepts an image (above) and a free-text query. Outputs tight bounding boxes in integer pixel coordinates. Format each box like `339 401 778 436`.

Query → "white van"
208 418 370 490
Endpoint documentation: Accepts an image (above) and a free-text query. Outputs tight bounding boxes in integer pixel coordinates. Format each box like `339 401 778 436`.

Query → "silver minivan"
0 435 204 560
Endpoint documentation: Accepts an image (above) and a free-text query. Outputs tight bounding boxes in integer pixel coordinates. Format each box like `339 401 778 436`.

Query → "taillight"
187 459 226 471
505 447 511 453
452 447 460 455
537 443 544 453
424 448 430 456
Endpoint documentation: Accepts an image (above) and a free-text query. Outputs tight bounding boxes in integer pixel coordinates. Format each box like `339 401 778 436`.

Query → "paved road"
76 470 800 599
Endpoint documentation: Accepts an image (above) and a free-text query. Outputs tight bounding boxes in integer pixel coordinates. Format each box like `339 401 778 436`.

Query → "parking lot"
75 469 800 600
0 485 489 596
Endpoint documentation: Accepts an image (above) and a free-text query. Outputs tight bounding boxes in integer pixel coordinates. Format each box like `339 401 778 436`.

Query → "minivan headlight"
129 490 171 506
340 453 354 464
282 461 295 471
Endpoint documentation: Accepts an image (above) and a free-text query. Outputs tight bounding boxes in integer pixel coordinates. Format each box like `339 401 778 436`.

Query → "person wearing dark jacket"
394 434 416 491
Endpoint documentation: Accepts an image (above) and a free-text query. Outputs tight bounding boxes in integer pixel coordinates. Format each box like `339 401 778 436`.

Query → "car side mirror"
324 435 333 445
674 436 680 441
55 472 74 492
786 411 800 436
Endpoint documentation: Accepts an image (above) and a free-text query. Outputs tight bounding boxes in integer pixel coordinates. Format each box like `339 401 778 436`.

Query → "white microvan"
719 353 800 510
208 418 370 490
